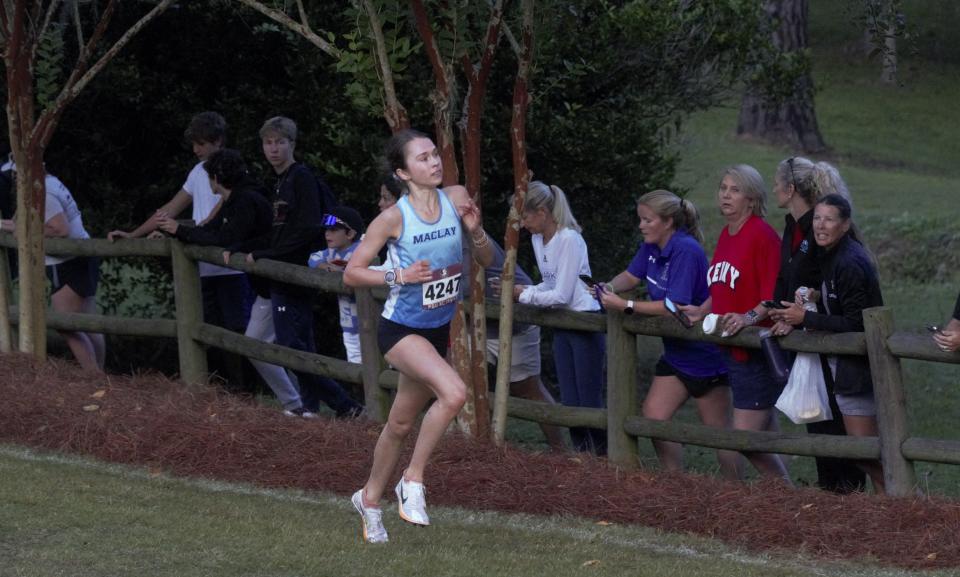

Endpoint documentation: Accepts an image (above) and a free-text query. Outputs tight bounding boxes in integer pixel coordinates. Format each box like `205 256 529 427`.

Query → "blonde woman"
769 157 866 493
680 165 789 482
599 190 739 478
512 181 605 454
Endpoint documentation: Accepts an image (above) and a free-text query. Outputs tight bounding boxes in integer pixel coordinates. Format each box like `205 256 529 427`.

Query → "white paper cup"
702 313 720 335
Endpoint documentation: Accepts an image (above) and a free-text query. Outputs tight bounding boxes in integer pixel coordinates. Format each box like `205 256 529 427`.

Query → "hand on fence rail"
106 229 132 242
769 320 795 337
933 319 960 352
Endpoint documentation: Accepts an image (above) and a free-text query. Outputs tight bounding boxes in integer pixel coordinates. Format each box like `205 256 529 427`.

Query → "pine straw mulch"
2 353 959 570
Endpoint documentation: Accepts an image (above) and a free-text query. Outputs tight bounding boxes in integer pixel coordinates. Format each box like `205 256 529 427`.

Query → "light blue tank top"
382 189 463 328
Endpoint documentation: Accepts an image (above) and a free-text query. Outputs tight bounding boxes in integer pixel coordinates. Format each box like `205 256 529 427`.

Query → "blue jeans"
553 328 607 455
271 290 360 416
202 274 253 332
202 274 254 389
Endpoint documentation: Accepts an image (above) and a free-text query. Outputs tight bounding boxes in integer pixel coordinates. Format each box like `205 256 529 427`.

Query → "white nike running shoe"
395 478 430 526
351 489 389 543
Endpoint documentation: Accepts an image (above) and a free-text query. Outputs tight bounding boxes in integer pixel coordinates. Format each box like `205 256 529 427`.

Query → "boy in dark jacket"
158 148 315 417
240 117 361 417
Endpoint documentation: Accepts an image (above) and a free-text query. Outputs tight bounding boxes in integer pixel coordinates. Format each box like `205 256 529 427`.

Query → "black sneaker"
336 404 365 419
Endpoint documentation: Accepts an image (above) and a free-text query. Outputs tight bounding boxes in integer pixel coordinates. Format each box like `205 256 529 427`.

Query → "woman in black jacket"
770 194 885 494
767 157 866 493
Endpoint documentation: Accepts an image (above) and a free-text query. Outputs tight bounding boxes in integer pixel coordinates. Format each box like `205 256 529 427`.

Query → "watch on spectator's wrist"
384 269 398 287
623 300 635 315
745 309 760 325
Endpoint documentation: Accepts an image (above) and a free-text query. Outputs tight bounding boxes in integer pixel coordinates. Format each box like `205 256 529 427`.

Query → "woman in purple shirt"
599 190 740 479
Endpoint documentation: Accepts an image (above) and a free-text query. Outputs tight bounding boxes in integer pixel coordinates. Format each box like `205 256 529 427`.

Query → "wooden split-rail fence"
1 232 958 496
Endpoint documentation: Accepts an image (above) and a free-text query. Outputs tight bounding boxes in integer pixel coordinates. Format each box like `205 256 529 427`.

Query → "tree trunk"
492 0 534 445
881 30 897 84
13 156 48 359
461 82 490 436
448 306 477 435
862 0 899 85
737 0 826 153
409 0 476 432
4 2 47 359
2 0 172 361
410 0 459 185
456 0 505 440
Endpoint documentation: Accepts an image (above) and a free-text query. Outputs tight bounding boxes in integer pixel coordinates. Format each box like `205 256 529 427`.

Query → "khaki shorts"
836 391 877 417
486 325 541 382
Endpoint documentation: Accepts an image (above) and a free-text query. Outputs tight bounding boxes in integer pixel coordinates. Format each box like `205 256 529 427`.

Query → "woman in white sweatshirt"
512 181 605 454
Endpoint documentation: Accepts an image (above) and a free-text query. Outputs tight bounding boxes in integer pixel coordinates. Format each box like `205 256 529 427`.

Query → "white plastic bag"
775 352 833 424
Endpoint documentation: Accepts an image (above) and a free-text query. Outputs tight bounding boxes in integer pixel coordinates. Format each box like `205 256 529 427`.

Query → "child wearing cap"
309 206 365 363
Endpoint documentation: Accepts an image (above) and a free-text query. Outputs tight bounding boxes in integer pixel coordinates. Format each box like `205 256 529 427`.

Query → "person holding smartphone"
932 294 960 352
598 190 739 478
766 157 866 494
679 165 790 483
768 194 885 494
512 180 606 455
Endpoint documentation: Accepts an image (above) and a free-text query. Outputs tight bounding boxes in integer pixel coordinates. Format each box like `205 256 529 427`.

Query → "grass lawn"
0 444 947 577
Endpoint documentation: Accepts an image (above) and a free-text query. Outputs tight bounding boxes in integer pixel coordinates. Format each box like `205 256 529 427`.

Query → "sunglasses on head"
322 214 352 231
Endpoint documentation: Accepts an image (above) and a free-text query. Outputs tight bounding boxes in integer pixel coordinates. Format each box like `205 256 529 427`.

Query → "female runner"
343 129 492 543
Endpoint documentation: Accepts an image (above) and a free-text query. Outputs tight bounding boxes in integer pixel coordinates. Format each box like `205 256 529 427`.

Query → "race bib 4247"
421 263 462 309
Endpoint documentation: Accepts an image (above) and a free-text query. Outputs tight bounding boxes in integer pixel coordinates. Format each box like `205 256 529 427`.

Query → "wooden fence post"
169 239 207 385
491 293 519 446
863 306 917 496
606 309 638 468
0 246 12 353
356 286 389 422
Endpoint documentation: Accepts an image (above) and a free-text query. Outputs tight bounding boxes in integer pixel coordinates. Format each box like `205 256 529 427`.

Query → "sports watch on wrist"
624 300 635 315
384 269 398 287
745 309 760 325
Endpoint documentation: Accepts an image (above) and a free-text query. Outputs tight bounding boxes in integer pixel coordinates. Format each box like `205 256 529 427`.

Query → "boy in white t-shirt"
107 112 227 243
308 206 364 363
106 112 253 385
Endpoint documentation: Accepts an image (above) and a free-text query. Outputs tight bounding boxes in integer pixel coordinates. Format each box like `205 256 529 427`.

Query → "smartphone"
330 259 349 267
663 296 693 329
927 325 944 335
579 274 597 288
761 300 787 309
